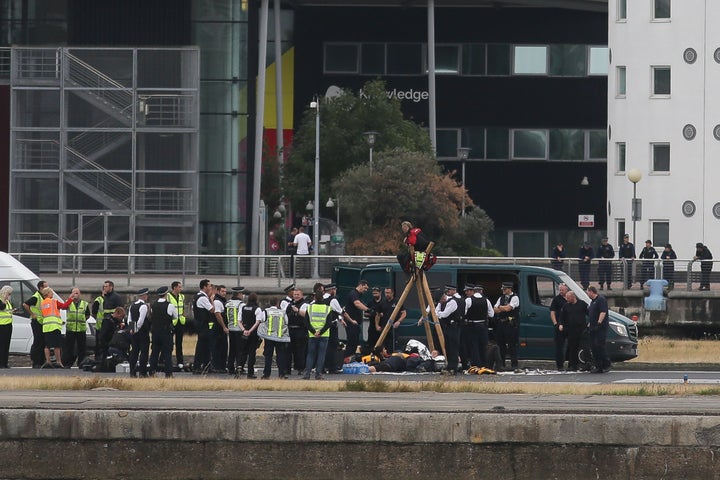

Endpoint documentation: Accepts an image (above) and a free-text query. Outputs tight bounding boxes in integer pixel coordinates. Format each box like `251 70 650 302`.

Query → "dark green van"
332 262 638 363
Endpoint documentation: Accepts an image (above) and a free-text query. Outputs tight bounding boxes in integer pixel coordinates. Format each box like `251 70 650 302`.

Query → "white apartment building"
608 0 720 257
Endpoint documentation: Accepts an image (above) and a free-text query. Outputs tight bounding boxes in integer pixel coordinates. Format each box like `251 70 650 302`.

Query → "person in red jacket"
398 221 434 273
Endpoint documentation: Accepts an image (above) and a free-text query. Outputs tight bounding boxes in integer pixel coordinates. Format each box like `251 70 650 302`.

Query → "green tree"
281 80 432 220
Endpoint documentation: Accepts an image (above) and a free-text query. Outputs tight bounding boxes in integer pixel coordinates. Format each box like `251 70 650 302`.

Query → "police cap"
155 286 169 295
463 284 474 291
231 286 245 293
136 288 149 295
501 282 514 289
283 283 295 293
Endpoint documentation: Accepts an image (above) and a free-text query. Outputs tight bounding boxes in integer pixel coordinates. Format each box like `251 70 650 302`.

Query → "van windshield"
556 272 592 304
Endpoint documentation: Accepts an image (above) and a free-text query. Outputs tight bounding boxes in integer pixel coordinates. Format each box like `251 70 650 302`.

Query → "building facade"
608 0 720 258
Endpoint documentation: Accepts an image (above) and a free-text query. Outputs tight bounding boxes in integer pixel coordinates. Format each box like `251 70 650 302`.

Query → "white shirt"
494 293 520 309
465 293 495 318
155 298 179 321
129 300 149 331
196 291 213 312
436 293 461 319
294 232 312 254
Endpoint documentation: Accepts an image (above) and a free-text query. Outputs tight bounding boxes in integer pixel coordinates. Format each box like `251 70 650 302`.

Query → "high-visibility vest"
168 292 186 325
225 299 243 331
30 291 43 324
66 300 88 333
40 298 62 333
307 303 331 338
94 296 104 330
0 301 12 326
258 306 289 342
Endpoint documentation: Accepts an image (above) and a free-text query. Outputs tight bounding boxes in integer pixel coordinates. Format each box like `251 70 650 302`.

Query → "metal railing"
7 253 720 292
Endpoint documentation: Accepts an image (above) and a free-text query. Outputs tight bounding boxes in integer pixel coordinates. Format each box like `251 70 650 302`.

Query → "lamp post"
363 131 378 175
326 197 340 226
627 168 642 244
311 97 320 278
457 147 471 217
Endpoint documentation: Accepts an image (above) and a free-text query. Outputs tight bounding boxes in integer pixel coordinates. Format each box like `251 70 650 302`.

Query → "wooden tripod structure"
374 243 447 357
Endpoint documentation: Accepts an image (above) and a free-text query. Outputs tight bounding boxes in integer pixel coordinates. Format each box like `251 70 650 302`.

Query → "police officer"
463 284 494 369
435 284 462 376
192 279 215 374
618 234 636 289
638 240 658 288
168 281 186 370
128 288 151 378
238 292 262 379
93 281 123 363
494 282 520 372
225 286 245 375
149 286 178 378
597 237 615 290
323 283 346 373
285 287 308 376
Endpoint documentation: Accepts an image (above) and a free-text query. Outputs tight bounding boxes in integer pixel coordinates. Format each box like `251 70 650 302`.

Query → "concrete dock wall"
1 409 719 479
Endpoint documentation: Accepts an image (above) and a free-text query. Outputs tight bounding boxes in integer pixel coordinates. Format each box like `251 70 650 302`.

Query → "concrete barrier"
2 409 720 479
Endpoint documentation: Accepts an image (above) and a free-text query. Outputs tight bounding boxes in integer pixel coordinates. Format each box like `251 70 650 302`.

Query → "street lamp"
311 97 320 278
326 197 340 226
457 147 471 217
363 131 379 175
627 168 642 244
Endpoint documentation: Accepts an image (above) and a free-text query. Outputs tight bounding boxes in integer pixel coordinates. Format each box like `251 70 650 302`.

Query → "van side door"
519 273 560 360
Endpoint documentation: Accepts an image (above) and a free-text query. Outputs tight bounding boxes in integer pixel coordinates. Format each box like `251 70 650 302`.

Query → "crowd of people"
551 235 714 291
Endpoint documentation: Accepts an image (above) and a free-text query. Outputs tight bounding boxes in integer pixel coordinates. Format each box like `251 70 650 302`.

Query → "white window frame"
616 66 627 97
651 142 670 173
652 0 671 22
617 0 627 21
586 130 608 161
616 142 626 173
650 220 670 247
651 66 671 97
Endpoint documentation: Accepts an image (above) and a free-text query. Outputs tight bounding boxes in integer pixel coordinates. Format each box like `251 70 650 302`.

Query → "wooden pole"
414 271 436 352
374 273 415 349
420 272 446 357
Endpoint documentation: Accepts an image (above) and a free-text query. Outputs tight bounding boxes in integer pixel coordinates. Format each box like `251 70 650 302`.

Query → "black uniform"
597 241 615 289
549 292 567 370
238 302 261 378
661 246 677 287
618 240 636 288
285 297 308 374
560 300 588 371
494 293 520 370
695 244 714 290
463 295 491 368
578 244 594 290
438 295 462 374
128 300 150 377
149 299 175 377
192 291 213 373
638 244 658 288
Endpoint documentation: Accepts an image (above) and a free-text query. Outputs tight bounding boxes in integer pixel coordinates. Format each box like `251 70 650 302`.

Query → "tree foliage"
279 79 495 255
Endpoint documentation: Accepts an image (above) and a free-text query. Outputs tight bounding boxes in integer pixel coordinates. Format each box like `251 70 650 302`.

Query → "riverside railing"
8 253 719 292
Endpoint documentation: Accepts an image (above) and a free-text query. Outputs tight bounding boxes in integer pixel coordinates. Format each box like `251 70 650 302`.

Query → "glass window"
652 66 671 95
487 128 509 159
618 0 627 20
512 129 547 159
549 129 584 160
588 47 609 75
433 45 460 74
652 143 670 172
617 66 626 96
616 220 626 246
487 44 510 75
387 44 422 74
654 0 671 20
436 129 460 158
462 127 485 159
361 43 385 74
324 44 358 73
588 130 608 160
513 46 547 75
617 142 626 172
548 45 586 76
652 221 669 247
462 44 485 76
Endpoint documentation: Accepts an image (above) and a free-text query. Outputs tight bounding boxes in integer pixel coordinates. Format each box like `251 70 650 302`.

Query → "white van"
0 252 95 355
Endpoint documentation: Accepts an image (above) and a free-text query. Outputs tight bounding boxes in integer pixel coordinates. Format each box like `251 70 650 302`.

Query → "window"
549 45 586 76
617 66 627 96
588 47 609 75
652 221 669 247
549 129 584 160
361 44 385 75
617 142 626 172
436 129 460 158
461 127 485 159
652 66 671 95
616 220 626 246
513 46 547 75
324 44 358 73
487 44 510 75
587 130 608 160
486 128 509 159
617 0 627 20
462 44 485 75
387 44 422 74
530 275 560 307
652 143 670 172
512 129 547 159
654 0 671 20
433 45 460 74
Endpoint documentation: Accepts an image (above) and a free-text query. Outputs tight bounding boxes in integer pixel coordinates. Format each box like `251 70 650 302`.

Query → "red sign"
578 214 595 228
